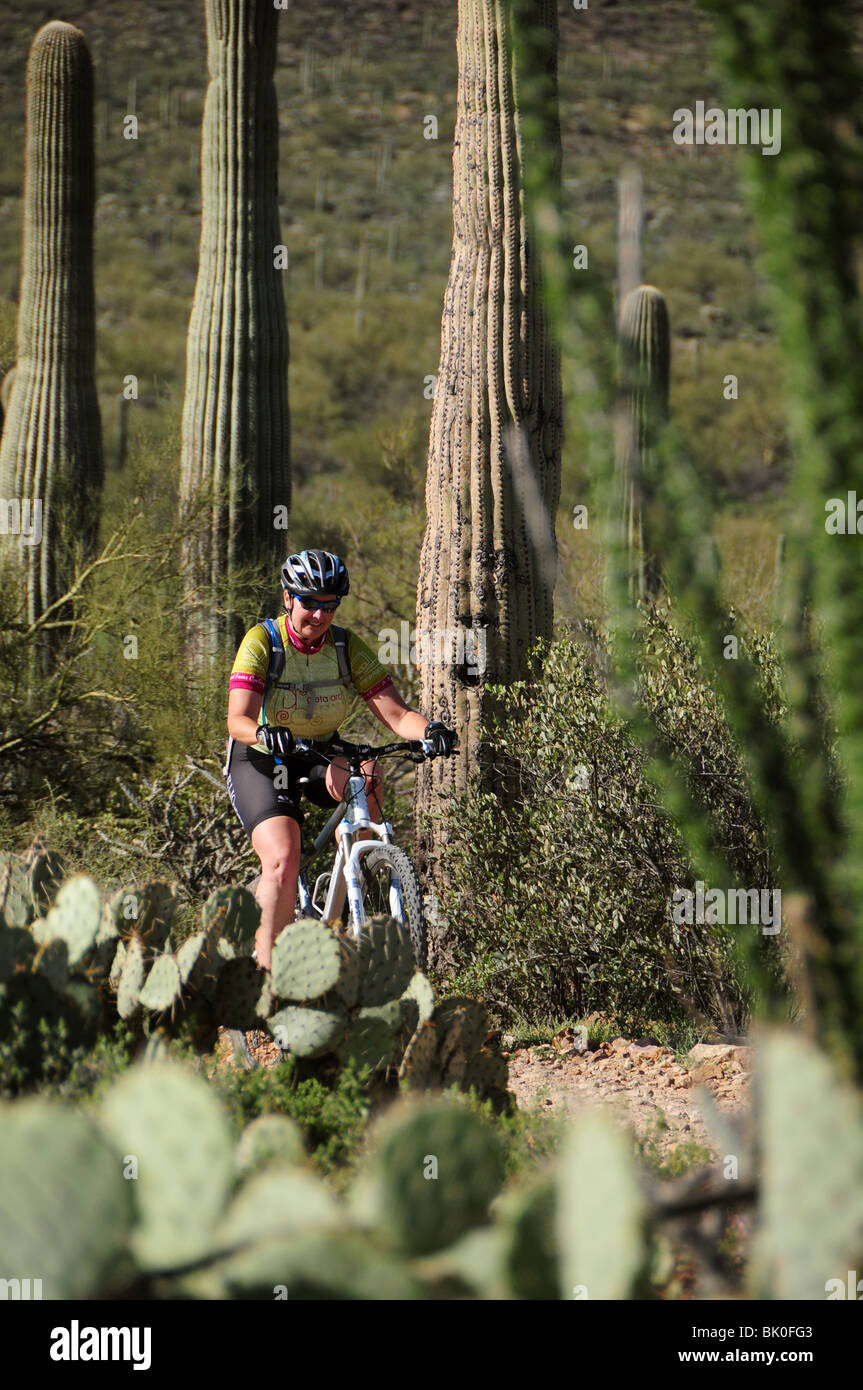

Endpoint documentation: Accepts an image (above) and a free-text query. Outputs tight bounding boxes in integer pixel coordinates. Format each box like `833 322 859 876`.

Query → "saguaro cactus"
0 22 103 628
616 163 643 324
616 284 670 602
414 0 563 897
179 0 290 662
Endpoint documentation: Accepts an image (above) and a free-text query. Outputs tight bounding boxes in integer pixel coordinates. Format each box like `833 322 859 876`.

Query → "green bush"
436 609 789 1033
210 1053 372 1181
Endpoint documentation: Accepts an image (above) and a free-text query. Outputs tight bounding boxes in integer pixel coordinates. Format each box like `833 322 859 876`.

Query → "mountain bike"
292 733 445 969
229 732 457 1066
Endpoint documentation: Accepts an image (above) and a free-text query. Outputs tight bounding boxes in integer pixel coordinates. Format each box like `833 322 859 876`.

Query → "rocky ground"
503 1026 753 1163
217 1021 754 1166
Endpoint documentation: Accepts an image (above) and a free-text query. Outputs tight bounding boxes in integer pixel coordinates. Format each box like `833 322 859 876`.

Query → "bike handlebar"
292 735 459 764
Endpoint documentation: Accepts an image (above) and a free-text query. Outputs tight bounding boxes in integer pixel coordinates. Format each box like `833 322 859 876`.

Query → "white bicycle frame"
295 768 400 936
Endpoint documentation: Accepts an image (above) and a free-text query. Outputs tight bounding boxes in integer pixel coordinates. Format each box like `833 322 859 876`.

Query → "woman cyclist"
224 548 458 968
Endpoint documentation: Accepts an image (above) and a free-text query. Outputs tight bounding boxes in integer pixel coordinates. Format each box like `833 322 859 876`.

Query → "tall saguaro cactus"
0 22 103 629
616 284 670 602
616 163 643 323
179 0 290 663
413 0 563 900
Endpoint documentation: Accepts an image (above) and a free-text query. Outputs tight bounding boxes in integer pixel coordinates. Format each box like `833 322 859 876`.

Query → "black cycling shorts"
223 737 339 838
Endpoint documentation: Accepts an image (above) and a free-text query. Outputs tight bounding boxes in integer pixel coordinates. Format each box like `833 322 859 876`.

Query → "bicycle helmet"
280 549 350 599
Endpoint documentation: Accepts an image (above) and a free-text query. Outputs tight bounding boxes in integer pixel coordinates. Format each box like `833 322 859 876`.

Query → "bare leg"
250 814 302 970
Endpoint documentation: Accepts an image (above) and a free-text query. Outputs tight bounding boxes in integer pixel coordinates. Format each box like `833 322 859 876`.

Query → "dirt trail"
218 1025 753 1165
504 1031 753 1161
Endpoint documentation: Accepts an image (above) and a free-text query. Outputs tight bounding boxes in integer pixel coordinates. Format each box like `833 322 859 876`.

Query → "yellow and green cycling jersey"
229 615 394 740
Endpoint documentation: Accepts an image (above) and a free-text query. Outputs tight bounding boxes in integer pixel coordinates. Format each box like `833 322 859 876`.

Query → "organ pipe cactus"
179 0 290 663
0 22 103 631
616 284 670 602
413 0 563 899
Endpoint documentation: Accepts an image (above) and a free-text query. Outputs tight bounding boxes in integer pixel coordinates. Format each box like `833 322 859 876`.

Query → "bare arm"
227 687 264 746
362 682 429 740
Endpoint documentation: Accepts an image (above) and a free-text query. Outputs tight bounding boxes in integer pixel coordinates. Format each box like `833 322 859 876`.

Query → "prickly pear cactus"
0 1100 133 1299
555 1110 645 1300
350 1098 506 1257
0 854 35 928
117 933 146 1022
24 837 66 913
751 1028 863 1299
32 874 102 967
235 1114 305 1176
201 885 260 952
212 956 271 1031
98 1061 235 1270
269 1002 346 1059
270 918 342 1001
355 915 415 1006
138 954 184 1014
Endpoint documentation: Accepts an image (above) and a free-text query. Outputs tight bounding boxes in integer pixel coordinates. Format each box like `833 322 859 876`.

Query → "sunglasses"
291 594 341 613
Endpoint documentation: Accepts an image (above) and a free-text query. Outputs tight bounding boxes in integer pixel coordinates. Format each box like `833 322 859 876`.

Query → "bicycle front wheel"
357 844 427 971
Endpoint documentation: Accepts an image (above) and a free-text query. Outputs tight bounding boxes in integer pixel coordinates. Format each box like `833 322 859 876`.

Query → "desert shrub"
435 608 789 1033
211 1053 372 1179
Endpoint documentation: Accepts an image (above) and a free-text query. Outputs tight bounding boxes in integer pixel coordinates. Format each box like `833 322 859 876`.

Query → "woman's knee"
251 818 300 885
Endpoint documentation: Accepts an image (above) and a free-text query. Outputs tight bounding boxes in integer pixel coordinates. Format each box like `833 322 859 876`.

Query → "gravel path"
504 1031 753 1160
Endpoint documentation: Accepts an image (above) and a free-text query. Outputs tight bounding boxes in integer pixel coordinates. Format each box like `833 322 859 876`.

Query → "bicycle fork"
322 771 394 934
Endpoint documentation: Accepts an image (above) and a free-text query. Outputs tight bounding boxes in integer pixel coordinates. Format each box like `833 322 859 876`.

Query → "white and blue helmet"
281 549 350 599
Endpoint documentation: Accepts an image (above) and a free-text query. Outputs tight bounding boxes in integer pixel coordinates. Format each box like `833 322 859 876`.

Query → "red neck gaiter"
284 610 327 655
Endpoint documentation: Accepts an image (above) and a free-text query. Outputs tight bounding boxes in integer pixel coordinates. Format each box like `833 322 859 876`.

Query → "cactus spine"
616 284 670 602
414 0 563 893
179 0 290 662
0 22 102 630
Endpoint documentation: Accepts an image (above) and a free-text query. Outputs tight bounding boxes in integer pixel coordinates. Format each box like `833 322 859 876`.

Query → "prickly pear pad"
399 1020 439 1088
337 1015 396 1074
117 934 146 1021
213 957 268 1031
351 1099 506 1256
33 874 103 966
139 955 184 1013
401 970 435 1026
555 1111 644 1299
176 931 208 984
235 1114 305 1176
218 1167 341 1251
33 937 70 993
356 916 415 1007
0 1099 134 1298
98 1061 234 1270
751 1029 863 1299
268 1002 346 1057
270 918 342 1001
0 854 34 928
202 885 260 951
